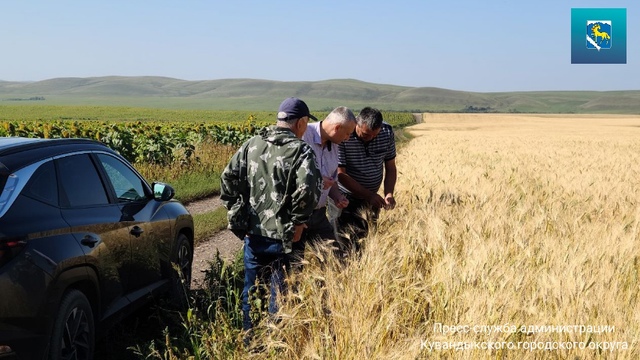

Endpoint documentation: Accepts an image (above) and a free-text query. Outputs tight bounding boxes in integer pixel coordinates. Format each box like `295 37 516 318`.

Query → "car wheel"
170 233 193 306
48 290 95 360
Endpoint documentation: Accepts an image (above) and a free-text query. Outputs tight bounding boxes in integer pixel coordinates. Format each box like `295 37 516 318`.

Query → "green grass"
141 166 224 205
135 141 237 204
165 170 223 204
192 207 228 245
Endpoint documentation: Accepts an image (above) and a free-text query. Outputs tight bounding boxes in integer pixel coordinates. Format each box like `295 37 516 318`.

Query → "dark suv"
0 137 194 360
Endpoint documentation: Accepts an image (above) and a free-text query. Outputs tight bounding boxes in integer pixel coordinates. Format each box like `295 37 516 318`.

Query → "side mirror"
152 182 175 201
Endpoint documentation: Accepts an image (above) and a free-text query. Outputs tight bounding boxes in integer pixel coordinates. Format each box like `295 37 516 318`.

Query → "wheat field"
251 113 640 360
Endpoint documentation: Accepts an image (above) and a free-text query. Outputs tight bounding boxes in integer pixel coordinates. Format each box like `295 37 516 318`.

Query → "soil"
183 196 243 289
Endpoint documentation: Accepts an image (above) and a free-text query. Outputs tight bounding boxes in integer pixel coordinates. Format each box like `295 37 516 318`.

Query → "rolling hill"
1 77 639 113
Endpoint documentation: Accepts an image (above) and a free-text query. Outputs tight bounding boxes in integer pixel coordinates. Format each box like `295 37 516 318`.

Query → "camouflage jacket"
220 126 322 253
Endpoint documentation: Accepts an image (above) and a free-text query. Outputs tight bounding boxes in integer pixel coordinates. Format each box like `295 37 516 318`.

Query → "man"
220 97 322 334
337 107 397 252
300 106 357 247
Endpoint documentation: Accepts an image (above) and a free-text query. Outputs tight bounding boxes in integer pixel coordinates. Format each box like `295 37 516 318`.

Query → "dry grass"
135 140 236 202
255 114 640 359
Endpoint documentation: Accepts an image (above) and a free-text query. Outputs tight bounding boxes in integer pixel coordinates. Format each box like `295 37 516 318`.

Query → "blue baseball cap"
277 97 318 121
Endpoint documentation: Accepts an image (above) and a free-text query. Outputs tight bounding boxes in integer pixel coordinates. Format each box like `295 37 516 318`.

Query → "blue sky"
1 1 637 92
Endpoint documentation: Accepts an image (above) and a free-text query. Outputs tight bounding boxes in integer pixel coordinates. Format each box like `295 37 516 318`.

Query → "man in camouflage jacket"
220 97 322 334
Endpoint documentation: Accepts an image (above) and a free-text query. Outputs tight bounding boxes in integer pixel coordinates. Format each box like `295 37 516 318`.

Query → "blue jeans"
242 234 291 331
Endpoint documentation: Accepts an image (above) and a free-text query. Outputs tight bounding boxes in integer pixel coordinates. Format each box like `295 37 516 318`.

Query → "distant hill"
1 76 639 113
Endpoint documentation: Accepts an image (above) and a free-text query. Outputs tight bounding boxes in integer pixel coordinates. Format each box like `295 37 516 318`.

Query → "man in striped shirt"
337 107 397 252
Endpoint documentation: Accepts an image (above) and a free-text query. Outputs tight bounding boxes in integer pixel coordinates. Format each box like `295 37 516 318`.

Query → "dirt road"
184 197 242 289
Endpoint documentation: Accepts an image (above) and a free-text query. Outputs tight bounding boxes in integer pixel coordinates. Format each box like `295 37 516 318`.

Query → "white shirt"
302 121 338 208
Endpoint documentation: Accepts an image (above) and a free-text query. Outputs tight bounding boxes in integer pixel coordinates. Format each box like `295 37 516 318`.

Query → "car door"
0 160 84 319
94 153 173 295
56 153 132 318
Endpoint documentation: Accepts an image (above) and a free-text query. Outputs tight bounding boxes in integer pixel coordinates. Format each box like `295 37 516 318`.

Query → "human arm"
220 145 249 238
383 158 397 209
381 126 397 210
288 146 323 228
337 166 386 209
220 148 242 207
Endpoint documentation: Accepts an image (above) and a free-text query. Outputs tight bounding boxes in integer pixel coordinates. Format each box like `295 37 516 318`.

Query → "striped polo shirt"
338 122 396 194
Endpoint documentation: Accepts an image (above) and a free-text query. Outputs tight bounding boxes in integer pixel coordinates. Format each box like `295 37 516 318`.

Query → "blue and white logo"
572 8 625 64
586 20 612 51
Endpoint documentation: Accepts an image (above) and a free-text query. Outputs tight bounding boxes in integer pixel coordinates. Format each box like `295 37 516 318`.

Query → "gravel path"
184 196 243 289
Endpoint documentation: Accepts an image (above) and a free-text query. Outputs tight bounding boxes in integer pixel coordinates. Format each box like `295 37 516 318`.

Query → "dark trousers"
337 197 380 254
301 207 337 243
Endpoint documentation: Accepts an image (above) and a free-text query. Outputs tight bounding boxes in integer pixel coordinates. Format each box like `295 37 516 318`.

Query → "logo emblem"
586 21 611 51
571 8 626 64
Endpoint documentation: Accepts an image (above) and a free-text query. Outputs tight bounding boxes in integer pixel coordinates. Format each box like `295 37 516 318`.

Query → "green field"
0 105 415 205
2 77 640 113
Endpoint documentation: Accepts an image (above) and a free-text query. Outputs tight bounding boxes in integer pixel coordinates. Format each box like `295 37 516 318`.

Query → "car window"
97 154 147 202
0 174 6 195
57 154 109 207
22 161 58 206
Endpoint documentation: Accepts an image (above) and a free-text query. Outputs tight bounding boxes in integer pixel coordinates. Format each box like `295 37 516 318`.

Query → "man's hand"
367 192 386 209
292 223 307 242
384 193 396 210
334 195 349 209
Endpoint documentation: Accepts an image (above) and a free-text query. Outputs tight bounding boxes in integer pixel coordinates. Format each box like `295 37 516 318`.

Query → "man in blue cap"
221 97 322 340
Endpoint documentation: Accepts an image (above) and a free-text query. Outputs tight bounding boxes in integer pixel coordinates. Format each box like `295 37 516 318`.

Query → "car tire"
48 289 95 360
170 232 193 307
